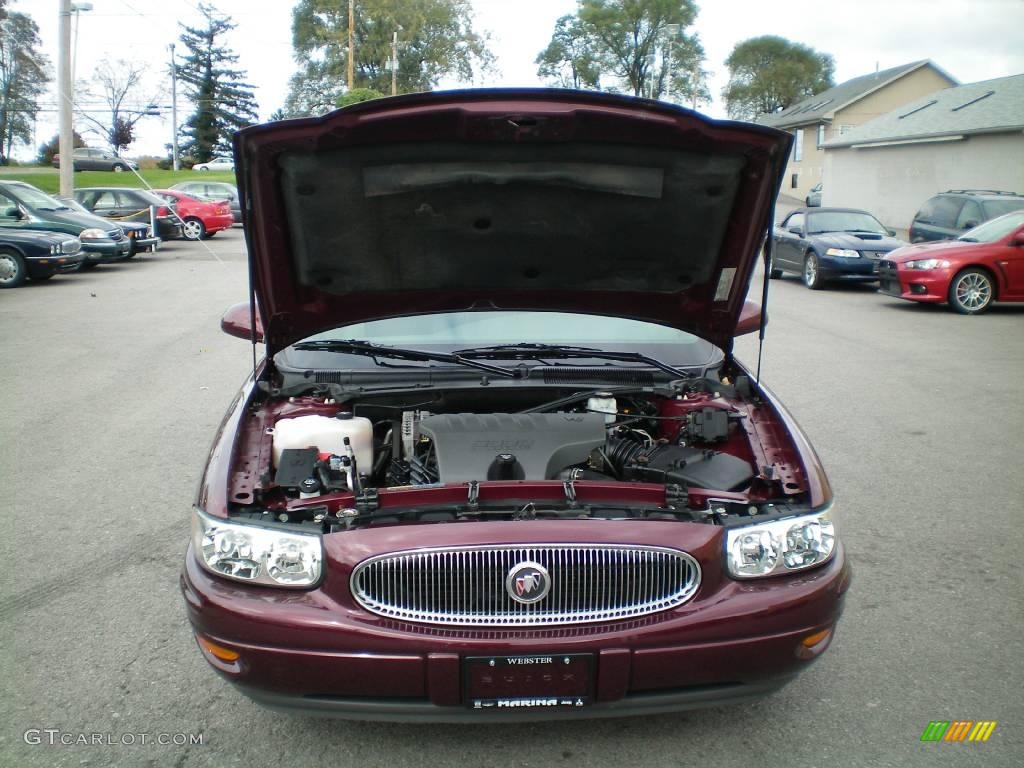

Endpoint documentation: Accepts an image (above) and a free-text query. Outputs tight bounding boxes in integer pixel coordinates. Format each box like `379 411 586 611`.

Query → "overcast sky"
16 0 1024 160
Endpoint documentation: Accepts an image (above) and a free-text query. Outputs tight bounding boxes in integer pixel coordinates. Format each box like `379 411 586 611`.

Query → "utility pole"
347 0 354 89
58 0 74 197
169 43 179 171
391 29 398 96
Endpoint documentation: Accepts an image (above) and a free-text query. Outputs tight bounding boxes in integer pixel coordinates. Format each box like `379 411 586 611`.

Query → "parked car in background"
72 187 182 243
771 207 906 289
57 196 161 257
52 147 139 172
805 183 822 207
152 189 233 240
191 156 234 172
0 228 83 288
0 180 130 268
171 181 242 224
183 90 849 720
909 190 1024 243
879 210 1024 314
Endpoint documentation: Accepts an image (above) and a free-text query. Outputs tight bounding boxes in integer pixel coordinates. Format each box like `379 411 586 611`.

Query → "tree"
723 36 835 120
337 87 384 108
535 15 601 90
36 130 87 166
286 0 494 117
177 3 259 162
76 58 161 154
535 0 708 106
0 4 51 163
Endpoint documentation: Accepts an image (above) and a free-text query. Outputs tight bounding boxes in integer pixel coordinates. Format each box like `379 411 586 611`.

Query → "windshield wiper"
290 339 517 378
454 343 694 378
957 237 978 242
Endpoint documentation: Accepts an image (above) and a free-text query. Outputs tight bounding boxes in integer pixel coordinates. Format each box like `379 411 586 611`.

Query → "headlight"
726 507 836 579
191 508 323 587
904 258 950 270
824 248 860 258
50 244 60 254
63 239 81 254
79 228 107 239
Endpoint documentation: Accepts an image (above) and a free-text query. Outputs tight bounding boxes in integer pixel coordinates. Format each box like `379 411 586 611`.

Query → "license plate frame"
464 653 594 710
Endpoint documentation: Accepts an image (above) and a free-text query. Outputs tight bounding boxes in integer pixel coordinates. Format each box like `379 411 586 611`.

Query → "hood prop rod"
756 206 776 385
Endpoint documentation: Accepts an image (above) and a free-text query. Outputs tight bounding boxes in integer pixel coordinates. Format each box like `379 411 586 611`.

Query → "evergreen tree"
176 3 258 162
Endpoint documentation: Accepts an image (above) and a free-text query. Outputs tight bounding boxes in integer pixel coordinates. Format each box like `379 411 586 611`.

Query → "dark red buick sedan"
181 89 850 720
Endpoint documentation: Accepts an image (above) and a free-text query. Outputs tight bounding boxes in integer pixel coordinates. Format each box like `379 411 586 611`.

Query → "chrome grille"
351 544 701 626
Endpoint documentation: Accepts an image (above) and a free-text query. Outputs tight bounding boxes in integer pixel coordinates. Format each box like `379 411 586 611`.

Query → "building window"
793 129 804 162
791 173 799 189
817 124 826 148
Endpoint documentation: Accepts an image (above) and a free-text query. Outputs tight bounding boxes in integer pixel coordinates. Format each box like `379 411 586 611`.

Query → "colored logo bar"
921 721 997 742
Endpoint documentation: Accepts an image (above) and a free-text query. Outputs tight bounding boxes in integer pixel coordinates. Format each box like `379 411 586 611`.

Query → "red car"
153 188 233 240
181 90 849 721
879 211 1024 313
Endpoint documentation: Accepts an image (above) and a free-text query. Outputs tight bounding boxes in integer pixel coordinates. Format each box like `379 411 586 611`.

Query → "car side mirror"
1010 233 1024 247
886 229 896 237
734 301 764 337
962 220 979 230
2 206 21 219
787 225 803 236
221 302 264 342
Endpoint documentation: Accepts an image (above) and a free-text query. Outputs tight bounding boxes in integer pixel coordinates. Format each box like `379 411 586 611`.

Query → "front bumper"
878 260 951 303
182 535 849 720
80 239 132 263
818 255 884 281
126 233 161 254
26 251 85 277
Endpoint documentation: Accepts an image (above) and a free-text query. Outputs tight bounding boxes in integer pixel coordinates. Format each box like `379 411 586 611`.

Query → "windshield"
807 211 887 234
284 311 716 369
10 183 67 210
959 210 1024 242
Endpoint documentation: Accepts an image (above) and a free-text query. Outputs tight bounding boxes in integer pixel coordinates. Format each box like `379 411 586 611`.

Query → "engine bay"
227 372 809 530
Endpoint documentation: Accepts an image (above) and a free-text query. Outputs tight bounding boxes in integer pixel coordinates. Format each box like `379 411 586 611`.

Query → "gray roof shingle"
824 74 1024 147
756 60 947 129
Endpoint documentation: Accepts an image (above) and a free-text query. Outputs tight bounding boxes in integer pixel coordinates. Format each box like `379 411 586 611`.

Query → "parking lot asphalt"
2 227 1022 768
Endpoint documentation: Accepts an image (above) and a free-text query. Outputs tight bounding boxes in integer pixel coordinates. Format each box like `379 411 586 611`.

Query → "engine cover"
418 413 607 483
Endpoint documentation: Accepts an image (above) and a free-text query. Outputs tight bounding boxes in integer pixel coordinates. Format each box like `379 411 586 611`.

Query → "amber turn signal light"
796 627 833 659
196 634 240 662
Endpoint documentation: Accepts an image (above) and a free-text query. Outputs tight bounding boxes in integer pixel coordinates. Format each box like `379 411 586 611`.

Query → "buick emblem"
505 561 551 604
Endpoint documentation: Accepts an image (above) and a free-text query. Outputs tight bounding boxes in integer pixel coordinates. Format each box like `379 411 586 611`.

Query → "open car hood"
235 89 791 357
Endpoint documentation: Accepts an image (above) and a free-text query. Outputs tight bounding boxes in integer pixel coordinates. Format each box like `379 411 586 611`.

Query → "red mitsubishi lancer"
181 89 850 721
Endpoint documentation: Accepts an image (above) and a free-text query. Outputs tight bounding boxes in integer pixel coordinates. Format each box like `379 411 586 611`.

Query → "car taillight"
156 206 169 217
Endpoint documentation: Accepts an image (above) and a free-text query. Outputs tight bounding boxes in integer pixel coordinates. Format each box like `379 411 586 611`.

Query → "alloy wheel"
183 219 204 240
950 270 993 314
803 252 822 290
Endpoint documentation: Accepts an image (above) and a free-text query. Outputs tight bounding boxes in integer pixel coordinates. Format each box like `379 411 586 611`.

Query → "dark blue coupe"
770 207 906 289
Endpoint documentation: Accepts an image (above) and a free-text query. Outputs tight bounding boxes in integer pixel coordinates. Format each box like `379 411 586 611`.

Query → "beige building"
757 61 957 203
823 74 1024 239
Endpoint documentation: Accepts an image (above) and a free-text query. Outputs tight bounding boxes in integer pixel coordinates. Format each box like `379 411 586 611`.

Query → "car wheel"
948 268 994 314
802 251 824 290
0 248 27 288
769 258 783 279
198 166 209 172
182 217 206 240
113 164 126 172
